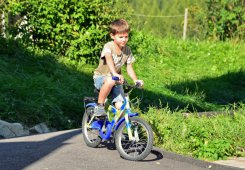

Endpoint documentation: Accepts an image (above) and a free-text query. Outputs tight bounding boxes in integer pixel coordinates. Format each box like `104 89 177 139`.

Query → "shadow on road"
0 129 81 170
99 141 163 162
141 149 164 162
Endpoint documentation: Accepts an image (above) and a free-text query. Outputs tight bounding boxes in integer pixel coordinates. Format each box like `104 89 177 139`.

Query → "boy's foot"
94 105 107 117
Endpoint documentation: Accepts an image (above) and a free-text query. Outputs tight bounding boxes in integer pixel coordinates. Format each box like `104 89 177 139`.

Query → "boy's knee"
104 77 116 86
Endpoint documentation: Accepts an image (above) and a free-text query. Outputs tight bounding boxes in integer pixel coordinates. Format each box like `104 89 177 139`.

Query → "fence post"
1 12 6 37
183 8 188 40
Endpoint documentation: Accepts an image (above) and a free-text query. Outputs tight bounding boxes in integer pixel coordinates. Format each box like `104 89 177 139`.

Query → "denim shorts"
94 76 124 103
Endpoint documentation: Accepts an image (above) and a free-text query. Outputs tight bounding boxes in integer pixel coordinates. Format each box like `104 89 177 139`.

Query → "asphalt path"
0 129 242 170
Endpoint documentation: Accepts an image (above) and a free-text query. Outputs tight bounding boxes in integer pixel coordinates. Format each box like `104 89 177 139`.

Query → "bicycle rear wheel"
82 107 102 147
115 117 153 161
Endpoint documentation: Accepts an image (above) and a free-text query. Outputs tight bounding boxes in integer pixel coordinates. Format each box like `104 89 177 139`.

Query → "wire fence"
0 12 5 37
130 8 205 40
131 14 184 18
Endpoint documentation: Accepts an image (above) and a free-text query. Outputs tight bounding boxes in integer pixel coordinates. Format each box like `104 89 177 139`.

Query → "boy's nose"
122 37 127 41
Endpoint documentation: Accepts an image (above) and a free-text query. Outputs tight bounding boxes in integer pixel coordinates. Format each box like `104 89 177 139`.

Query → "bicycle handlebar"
112 76 144 103
112 76 142 91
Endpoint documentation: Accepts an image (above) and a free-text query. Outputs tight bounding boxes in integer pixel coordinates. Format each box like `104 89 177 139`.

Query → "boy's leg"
112 85 124 110
94 76 115 116
98 77 115 104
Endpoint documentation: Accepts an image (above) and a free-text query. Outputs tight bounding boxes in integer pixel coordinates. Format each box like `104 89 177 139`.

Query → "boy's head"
109 19 130 35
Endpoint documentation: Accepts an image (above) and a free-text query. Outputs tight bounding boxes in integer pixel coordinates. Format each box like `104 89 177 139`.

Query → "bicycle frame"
85 92 138 141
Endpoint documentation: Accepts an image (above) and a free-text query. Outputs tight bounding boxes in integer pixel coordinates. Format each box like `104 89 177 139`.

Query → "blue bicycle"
82 77 153 161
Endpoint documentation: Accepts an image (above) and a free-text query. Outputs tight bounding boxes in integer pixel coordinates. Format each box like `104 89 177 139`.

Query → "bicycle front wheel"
115 117 153 161
82 107 102 148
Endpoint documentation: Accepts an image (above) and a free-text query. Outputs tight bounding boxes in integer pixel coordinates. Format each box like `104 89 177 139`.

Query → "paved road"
0 129 242 170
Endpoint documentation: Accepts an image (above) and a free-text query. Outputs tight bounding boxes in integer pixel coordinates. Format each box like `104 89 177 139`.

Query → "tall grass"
142 104 245 160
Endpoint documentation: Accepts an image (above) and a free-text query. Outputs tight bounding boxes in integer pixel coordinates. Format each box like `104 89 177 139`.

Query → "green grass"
142 105 245 161
128 34 245 112
0 38 95 129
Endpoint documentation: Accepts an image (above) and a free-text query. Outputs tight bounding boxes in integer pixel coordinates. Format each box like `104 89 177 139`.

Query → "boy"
93 19 143 116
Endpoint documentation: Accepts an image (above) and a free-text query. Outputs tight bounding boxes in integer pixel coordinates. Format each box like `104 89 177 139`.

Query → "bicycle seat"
83 96 98 102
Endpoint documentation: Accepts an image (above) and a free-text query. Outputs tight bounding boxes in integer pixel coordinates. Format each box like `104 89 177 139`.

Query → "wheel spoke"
82 107 102 147
118 119 151 158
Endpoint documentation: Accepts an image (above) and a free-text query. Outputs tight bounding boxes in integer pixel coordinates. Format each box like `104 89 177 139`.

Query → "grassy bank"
0 38 95 129
129 34 245 112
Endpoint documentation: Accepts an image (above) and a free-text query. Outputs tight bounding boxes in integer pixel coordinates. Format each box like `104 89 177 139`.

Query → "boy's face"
110 32 129 49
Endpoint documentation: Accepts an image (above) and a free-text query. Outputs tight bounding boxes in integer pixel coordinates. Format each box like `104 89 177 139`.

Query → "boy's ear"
110 33 115 39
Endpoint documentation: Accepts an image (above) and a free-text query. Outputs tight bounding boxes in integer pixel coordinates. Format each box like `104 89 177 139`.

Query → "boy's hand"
118 75 124 84
134 80 144 87
113 74 124 84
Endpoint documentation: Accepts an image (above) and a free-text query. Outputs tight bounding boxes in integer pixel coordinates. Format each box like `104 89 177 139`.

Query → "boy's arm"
127 63 144 86
105 53 124 83
126 63 138 82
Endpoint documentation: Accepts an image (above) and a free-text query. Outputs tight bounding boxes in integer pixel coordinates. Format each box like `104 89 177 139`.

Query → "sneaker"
94 105 107 117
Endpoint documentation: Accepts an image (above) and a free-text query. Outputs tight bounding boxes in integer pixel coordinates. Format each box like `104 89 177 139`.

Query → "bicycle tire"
82 107 102 148
115 117 153 161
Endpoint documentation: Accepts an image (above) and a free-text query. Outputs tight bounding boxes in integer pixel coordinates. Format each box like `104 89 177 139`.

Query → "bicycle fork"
124 94 139 142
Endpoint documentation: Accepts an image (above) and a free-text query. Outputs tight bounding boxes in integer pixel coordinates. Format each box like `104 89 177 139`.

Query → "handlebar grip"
135 82 141 88
112 76 120 81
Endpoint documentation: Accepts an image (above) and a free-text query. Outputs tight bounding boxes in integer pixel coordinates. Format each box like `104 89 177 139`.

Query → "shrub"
4 0 132 63
206 0 245 41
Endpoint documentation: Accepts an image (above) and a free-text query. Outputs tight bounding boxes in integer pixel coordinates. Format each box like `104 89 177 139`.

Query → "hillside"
129 33 245 111
1 36 244 129
0 38 95 129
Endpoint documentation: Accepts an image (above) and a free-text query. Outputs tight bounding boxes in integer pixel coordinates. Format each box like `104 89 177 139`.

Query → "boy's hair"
110 19 130 35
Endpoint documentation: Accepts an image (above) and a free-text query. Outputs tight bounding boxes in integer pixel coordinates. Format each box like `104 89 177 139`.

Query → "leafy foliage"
4 0 132 63
206 0 245 41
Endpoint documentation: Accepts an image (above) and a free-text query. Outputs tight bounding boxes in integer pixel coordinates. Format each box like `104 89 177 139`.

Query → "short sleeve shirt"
93 41 135 79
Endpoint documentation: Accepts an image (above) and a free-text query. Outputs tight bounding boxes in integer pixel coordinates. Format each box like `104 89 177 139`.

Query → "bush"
206 0 245 41
4 0 132 63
